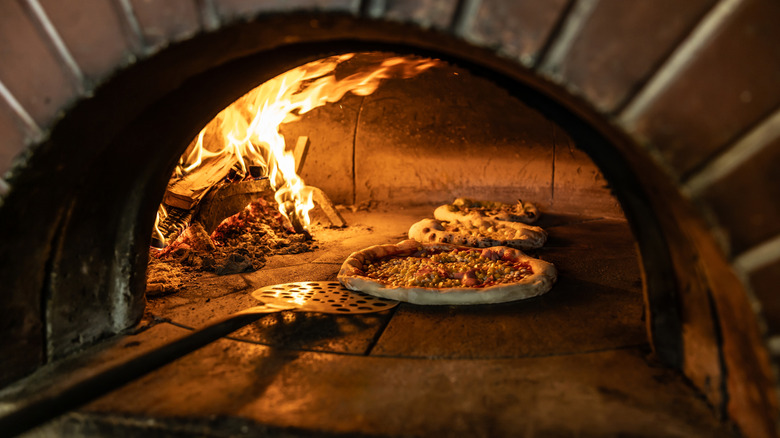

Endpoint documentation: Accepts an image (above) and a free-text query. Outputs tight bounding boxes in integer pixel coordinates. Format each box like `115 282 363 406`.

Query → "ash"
146 196 316 295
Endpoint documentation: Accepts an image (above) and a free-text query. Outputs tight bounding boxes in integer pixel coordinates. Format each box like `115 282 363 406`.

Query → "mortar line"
197 0 221 31
220 332 650 361
24 0 85 93
767 336 780 357
618 0 743 128
368 342 652 361
734 233 780 274
363 304 400 356
115 0 148 52
532 0 577 69
122 315 171 336
359 0 386 18
684 106 780 196
609 1 719 116
118 316 653 361
0 80 43 141
450 0 481 37
166 316 403 359
537 0 599 75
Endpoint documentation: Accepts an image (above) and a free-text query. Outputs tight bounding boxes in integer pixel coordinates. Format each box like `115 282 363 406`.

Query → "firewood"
193 179 273 233
294 136 310 174
181 222 216 252
310 186 346 227
164 150 237 209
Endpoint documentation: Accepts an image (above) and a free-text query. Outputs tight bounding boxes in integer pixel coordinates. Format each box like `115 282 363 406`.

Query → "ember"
146 195 316 295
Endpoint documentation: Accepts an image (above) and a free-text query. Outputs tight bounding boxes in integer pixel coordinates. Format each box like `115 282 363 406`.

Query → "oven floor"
25 207 735 437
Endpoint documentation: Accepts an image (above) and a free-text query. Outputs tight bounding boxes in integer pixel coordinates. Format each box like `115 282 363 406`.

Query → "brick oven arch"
0 2 778 437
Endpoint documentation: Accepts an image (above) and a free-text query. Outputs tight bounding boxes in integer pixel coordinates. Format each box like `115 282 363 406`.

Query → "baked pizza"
338 239 556 305
408 218 546 249
434 197 540 226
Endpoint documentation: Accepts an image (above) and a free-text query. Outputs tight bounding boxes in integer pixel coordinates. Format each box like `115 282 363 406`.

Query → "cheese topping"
362 248 532 288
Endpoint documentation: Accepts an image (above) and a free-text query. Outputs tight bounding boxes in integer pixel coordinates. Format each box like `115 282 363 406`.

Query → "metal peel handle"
0 305 290 437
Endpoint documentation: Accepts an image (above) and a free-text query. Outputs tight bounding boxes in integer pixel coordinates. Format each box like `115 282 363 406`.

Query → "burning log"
283 200 311 237
294 136 310 173
157 221 216 257
180 222 216 252
163 152 237 210
194 179 272 234
151 206 194 248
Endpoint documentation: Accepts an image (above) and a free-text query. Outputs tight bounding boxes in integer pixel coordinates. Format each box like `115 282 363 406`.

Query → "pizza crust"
434 198 540 227
338 240 556 305
408 218 546 249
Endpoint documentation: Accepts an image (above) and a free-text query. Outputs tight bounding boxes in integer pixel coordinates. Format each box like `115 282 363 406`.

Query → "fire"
153 205 167 245
159 53 440 239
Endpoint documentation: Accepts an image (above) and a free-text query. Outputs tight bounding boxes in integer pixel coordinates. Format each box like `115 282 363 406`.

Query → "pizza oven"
1 1 779 437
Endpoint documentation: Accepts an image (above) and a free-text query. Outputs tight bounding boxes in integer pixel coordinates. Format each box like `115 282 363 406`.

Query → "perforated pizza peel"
1 281 399 437
251 281 398 314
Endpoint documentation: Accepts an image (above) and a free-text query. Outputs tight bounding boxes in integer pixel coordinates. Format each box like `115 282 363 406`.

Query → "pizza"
408 218 546 249
338 239 556 305
434 197 539 226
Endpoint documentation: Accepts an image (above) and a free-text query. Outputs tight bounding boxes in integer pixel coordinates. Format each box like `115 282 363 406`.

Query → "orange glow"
153 205 167 247
166 53 440 232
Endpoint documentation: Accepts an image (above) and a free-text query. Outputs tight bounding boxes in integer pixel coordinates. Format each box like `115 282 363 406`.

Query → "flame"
152 204 167 248
169 53 440 231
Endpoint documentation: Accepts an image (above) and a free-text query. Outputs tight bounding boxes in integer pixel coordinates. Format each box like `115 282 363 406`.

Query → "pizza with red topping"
338 240 556 305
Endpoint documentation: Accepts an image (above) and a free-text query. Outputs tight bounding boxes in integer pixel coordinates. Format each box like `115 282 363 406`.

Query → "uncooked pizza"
434 197 539 226
338 239 556 305
408 218 546 249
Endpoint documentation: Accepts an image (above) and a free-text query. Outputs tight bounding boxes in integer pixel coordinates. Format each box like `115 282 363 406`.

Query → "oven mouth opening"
0 37 707 437
142 50 648 359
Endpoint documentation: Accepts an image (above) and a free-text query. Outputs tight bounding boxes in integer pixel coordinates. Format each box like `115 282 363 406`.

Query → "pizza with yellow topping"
338 240 556 305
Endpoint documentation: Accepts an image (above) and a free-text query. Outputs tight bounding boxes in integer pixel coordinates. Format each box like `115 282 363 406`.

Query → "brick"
39 0 138 81
749 258 780 336
76 345 730 436
0 101 29 178
0 1 78 127
699 134 780 255
686 219 779 438
129 0 201 47
626 0 780 177
0 299 43 386
549 0 716 113
465 0 569 66
212 0 359 22
663 218 724 407
384 0 458 30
